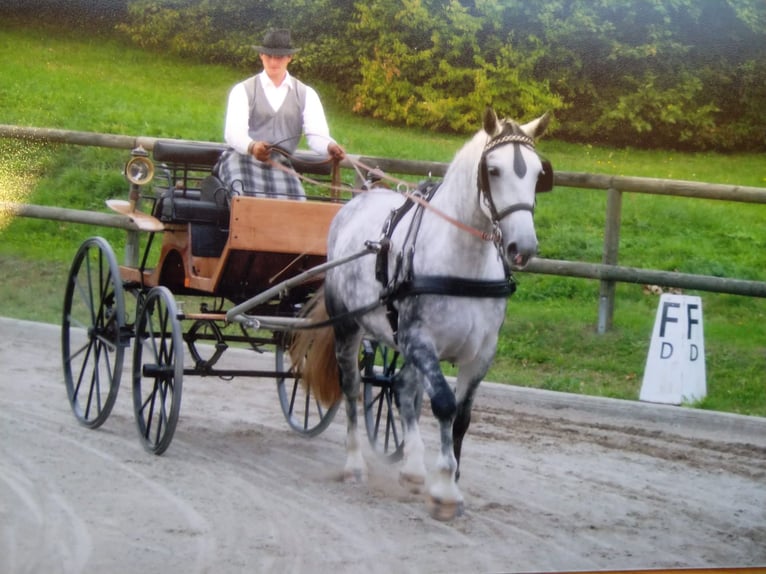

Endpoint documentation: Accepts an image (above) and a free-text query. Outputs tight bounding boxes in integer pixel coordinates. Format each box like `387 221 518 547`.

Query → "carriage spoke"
84 253 96 325
302 391 311 431
83 342 104 419
71 338 95 402
93 331 118 353
141 380 158 441
152 380 169 446
288 378 299 416
314 396 325 419
368 389 385 443
67 315 90 334
384 390 399 452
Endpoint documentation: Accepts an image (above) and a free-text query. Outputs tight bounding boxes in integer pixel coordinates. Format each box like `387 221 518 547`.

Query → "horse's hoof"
427 495 465 521
398 472 426 494
343 469 366 483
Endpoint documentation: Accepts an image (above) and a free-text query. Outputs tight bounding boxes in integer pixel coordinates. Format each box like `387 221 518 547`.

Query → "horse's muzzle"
507 242 536 269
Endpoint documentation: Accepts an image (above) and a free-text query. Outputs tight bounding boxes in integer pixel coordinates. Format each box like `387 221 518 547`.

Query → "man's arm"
224 82 253 155
303 86 337 156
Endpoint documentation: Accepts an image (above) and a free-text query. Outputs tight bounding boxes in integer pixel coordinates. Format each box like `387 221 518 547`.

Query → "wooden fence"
2 125 765 333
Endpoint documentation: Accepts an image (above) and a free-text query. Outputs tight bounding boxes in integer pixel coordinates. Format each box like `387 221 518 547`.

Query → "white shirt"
224 71 335 156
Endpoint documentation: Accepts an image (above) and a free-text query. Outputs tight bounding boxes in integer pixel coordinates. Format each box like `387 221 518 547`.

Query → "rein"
265 146 343 199
258 132 540 244
349 156 500 243
263 146 501 243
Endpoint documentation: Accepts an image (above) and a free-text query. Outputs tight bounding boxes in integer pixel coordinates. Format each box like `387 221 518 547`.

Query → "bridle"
478 130 543 224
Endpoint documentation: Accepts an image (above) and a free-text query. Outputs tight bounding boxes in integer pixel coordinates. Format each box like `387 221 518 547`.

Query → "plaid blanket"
215 150 305 200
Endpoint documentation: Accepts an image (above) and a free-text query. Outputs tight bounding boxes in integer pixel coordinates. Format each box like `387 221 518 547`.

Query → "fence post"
598 187 622 333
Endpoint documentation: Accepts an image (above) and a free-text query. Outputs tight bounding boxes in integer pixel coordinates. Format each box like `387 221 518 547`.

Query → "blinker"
536 158 554 193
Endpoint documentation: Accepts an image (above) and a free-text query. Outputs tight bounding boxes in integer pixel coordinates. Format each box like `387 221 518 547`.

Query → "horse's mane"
442 126 491 191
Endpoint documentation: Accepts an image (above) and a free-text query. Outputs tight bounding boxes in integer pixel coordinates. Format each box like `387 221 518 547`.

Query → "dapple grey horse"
294 108 551 519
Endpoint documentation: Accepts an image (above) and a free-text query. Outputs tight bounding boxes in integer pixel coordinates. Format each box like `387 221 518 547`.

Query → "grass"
1 24 764 416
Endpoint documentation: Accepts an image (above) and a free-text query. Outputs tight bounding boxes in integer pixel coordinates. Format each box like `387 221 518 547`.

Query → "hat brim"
253 46 300 56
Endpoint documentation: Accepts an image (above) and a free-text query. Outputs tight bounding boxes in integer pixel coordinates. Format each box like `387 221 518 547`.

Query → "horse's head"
478 108 551 269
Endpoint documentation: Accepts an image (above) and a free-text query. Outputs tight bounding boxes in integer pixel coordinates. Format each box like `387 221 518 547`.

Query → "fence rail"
3 126 765 331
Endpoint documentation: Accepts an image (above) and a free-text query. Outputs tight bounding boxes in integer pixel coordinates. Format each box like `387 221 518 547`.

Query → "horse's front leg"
428 413 464 521
400 336 463 520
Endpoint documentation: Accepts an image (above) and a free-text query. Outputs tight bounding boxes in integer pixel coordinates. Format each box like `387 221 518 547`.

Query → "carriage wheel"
361 340 405 462
275 343 339 437
132 286 183 455
61 236 126 429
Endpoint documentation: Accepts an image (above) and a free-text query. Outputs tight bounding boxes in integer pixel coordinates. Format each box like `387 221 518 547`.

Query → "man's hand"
249 140 271 162
327 142 345 161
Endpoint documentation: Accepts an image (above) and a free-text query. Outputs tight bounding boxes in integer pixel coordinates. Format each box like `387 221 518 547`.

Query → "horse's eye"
487 166 500 177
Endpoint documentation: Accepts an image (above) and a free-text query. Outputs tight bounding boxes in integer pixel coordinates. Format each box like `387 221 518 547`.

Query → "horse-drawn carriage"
61 108 552 519
61 139 401 456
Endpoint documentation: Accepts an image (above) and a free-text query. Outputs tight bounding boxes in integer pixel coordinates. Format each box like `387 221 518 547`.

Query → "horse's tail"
288 286 342 408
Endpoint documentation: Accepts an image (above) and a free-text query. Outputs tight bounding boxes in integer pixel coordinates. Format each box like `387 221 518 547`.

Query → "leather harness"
373 126 554 341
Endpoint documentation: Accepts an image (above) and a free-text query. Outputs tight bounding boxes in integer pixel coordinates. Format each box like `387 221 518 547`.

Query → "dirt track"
1 317 765 573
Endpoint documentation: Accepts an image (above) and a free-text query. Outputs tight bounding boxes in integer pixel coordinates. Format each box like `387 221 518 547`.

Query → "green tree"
10 0 763 149
115 0 358 77
523 0 766 149
350 0 562 131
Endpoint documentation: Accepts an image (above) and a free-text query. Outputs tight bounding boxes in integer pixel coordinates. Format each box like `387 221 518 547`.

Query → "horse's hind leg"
334 328 366 482
395 362 427 491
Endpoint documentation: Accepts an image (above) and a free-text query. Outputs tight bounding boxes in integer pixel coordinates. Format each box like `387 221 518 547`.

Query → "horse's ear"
483 107 499 136
520 111 552 140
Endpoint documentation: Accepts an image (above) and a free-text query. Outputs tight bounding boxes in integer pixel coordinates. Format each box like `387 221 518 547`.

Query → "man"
216 28 345 199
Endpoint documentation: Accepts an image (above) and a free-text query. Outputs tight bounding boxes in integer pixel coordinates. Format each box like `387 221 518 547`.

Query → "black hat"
253 29 300 56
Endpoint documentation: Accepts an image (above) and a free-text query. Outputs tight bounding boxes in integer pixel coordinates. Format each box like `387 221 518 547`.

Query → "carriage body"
62 140 400 456
119 141 341 308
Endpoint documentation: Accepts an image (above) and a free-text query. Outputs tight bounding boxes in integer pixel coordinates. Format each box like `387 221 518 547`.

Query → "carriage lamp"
124 146 155 186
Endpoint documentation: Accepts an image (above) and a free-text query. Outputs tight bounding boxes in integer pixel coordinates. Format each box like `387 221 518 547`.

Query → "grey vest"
245 75 307 154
